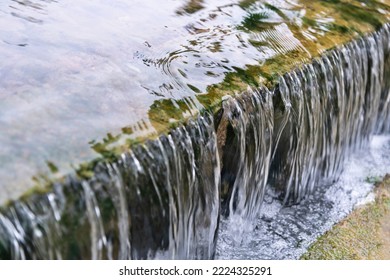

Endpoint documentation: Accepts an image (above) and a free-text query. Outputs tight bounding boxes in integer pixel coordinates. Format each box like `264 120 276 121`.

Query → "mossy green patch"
240 12 272 31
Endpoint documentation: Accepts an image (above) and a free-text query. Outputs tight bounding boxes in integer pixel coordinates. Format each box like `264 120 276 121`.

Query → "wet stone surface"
1 0 390 203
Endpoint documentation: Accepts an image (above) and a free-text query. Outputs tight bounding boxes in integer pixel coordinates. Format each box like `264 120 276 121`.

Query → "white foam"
216 135 390 259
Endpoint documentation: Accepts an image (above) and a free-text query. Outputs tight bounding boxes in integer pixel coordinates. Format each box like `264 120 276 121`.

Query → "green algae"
240 12 273 31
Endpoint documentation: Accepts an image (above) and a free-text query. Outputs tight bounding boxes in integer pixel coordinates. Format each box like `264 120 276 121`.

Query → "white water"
217 135 390 259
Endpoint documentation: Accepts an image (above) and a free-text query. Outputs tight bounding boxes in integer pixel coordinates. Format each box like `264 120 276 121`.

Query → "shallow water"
1 0 389 203
216 135 390 259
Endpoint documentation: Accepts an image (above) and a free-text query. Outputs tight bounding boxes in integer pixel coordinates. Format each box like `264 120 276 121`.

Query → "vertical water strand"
268 77 292 200
269 71 312 204
121 139 174 259
376 23 390 133
288 70 316 203
247 89 273 219
156 113 220 259
363 33 383 138
106 162 131 259
340 41 362 155
19 203 56 259
160 130 184 258
347 39 366 150
170 125 197 258
272 66 325 204
185 114 220 258
82 181 107 260
327 50 346 180
46 192 64 260
297 64 322 196
339 41 360 153
311 54 341 183
0 212 26 259
384 23 390 133
281 72 302 203
320 54 342 181
220 88 273 230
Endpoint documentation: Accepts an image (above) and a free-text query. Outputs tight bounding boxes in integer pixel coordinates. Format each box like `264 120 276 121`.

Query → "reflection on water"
0 0 389 202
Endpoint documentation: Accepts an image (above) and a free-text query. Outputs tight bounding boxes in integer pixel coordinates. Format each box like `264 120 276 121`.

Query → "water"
1 0 389 203
0 1 390 259
217 135 390 259
0 114 220 259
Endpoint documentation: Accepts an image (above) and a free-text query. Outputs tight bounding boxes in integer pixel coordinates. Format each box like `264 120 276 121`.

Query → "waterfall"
1 23 390 259
268 24 389 205
219 88 273 224
0 114 220 259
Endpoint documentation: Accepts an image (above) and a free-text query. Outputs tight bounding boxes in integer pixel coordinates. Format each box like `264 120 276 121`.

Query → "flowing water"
1 0 390 203
217 135 390 259
1 1 390 259
0 114 220 259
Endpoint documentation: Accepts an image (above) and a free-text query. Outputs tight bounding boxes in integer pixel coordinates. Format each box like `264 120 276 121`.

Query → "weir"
1 0 390 259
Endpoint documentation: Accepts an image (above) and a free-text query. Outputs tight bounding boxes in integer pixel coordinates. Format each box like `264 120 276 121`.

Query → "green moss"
47 161 59 173
321 0 385 29
240 12 273 31
340 4 382 28
231 66 259 87
326 23 350 34
302 16 317 27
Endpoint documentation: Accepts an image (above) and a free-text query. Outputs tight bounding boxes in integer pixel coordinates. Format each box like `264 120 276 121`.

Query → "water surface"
1 0 389 203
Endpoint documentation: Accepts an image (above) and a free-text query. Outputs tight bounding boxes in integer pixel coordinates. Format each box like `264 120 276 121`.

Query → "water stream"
217 135 390 259
0 2 390 260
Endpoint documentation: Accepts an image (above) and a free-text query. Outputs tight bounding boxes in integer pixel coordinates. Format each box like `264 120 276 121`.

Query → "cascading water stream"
0 114 220 260
219 88 273 227
0 23 390 259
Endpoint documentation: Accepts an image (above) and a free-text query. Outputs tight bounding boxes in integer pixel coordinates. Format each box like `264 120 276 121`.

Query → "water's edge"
0 23 389 259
